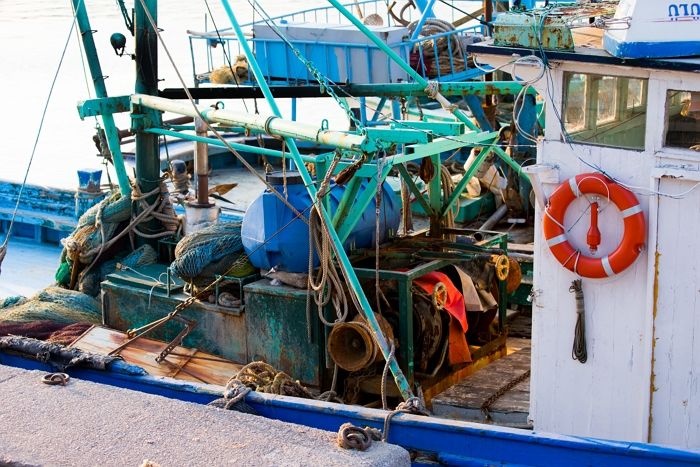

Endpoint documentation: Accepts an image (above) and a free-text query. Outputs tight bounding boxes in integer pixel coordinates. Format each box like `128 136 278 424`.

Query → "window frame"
662 89 700 154
561 71 649 151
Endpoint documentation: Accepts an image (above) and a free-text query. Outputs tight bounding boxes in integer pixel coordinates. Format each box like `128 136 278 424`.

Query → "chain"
480 369 531 420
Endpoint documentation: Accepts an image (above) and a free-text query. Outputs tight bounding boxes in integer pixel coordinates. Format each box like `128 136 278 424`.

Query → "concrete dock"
0 365 410 466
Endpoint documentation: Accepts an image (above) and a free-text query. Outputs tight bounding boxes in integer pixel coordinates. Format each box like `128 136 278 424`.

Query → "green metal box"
243 279 327 388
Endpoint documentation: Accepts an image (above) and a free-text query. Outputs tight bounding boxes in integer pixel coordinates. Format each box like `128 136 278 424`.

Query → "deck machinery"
73 0 537 404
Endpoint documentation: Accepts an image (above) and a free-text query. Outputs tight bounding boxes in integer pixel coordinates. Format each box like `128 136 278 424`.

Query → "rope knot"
337 423 382 451
424 80 440 99
396 396 430 416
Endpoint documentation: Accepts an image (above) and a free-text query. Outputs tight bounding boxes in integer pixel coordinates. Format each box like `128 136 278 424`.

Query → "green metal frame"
73 0 536 402
352 229 509 383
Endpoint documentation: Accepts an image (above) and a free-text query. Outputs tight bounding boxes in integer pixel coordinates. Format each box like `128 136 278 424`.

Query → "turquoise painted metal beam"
390 121 465 136
365 128 432 145
396 131 499 161
72 0 131 196
410 0 438 40
78 96 132 119
396 164 433 217
219 0 414 401
143 128 318 163
336 163 393 243
441 145 495 217
133 0 162 247
331 177 362 229
428 153 442 233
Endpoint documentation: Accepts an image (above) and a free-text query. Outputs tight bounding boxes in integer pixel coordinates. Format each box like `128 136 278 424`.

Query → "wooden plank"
507 243 535 253
70 326 241 386
431 343 531 427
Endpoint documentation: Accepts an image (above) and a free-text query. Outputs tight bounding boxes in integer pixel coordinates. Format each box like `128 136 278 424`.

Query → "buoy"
543 173 645 278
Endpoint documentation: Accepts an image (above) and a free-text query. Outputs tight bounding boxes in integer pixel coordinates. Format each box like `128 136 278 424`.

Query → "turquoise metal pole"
144 128 318 163
219 1 304 163
410 0 438 40
71 0 131 196
219 0 415 401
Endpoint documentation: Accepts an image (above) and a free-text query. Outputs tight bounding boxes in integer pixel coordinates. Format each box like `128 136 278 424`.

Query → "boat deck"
70 325 243 387
0 364 410 467
431 337 531 428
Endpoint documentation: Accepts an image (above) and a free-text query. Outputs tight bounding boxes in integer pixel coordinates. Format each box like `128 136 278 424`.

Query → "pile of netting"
55 184 180 295
0 286 101 327
79 244 159 297
170 222 254 287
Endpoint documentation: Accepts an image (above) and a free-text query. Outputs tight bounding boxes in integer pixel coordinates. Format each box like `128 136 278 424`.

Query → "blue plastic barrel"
242 172 401 273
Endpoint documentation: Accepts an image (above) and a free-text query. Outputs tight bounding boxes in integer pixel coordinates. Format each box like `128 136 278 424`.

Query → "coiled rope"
570 279 587 363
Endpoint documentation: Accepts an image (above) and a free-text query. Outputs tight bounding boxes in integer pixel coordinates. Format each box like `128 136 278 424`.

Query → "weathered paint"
493 12 575 51
102 280 249 364
243 279 326 387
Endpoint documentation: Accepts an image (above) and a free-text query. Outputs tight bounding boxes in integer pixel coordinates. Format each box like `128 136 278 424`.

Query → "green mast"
133 0 162 241
71 0 131 196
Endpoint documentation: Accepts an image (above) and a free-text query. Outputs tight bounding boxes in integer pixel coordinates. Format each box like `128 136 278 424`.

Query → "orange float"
543 173 646 279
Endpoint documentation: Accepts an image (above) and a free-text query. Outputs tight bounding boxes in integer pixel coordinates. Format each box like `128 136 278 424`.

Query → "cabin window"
563 72 648 150
664 90 700 152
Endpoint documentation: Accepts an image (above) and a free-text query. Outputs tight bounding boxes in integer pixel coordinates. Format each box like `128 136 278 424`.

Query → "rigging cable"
134 0 311 225
0 0 84 275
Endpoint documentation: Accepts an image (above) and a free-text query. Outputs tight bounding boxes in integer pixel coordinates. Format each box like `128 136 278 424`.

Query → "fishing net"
0 320 92 346
1 295 26 308
78 244 159 296
46 322 93 346
0 286 101 325
67 191 132 264
171 222 254 284
56 183 182 291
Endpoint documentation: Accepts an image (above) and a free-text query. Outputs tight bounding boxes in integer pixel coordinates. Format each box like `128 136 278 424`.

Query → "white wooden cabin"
471 32 700 448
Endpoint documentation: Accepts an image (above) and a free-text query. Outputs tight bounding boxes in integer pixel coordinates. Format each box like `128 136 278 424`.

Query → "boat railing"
188 0 489 87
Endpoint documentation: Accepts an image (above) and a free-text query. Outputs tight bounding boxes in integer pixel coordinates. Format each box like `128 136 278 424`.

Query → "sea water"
0 0 348 189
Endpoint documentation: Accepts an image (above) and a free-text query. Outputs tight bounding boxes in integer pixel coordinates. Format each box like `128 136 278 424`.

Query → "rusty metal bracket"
155 316 197 363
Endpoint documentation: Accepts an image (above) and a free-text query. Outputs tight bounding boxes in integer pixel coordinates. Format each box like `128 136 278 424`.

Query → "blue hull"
1 351 698 466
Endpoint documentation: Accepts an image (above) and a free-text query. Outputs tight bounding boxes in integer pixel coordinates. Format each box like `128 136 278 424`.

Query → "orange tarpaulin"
413 271 471 364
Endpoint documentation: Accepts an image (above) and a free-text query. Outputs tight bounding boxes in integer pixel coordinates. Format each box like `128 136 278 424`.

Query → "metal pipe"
160 81 534 100
144 128 318 163
133 94 368 151
479 204 508 231
71 0 131 196
220 0 414 401
194 117 210 206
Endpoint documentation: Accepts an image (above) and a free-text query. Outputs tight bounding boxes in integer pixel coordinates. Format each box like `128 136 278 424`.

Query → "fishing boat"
2 0 700 464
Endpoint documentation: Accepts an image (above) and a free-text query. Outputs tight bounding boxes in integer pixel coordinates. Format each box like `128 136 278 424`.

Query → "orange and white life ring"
543 173 646 279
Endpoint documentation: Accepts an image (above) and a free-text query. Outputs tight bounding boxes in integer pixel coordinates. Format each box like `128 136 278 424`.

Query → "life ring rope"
543 173 646 279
